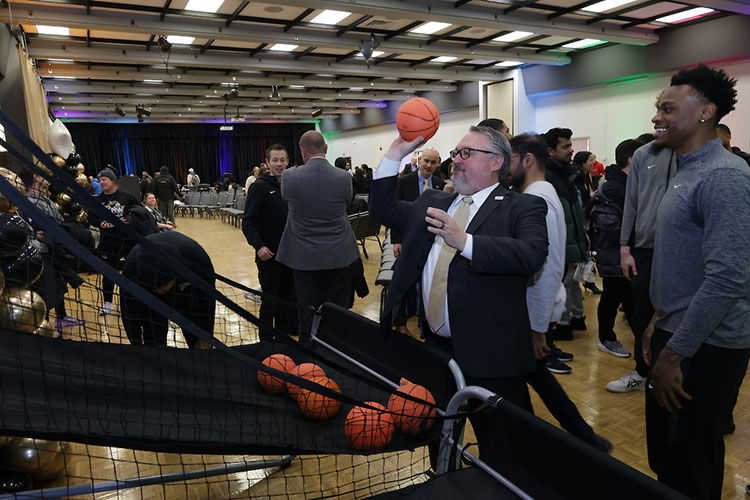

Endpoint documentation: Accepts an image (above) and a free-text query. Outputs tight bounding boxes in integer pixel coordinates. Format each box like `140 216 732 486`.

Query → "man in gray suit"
277 130 360 340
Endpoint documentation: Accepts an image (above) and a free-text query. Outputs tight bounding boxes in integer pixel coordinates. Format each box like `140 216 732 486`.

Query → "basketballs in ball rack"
396 97 440 142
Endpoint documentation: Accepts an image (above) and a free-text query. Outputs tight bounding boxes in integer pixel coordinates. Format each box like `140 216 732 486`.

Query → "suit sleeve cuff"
460 234 473 261
373 157 401 180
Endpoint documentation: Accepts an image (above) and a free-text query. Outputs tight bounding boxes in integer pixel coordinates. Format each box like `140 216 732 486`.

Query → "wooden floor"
38 215 750 498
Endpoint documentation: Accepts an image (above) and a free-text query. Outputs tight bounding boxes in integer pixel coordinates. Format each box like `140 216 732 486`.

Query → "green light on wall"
604 73 652 86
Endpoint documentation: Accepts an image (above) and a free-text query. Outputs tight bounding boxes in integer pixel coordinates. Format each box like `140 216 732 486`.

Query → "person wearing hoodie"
152 165 182 224
242 144 296 341
590 139 644 359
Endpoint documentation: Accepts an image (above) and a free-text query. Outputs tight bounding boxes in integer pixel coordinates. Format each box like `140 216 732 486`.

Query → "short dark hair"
265 143 288 161
636 133 654 144
334 157 347 170
670 64 737 123
716 123 731 135
615 139 645 169
509 134 548 169
477 118 507 131
544 128 573 149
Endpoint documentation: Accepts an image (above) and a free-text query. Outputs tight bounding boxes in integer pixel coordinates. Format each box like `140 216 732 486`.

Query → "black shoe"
592 434 613 453
584 282 603 294
552 323 573 341
550 345 574 362
571 316 587 331
544 355 572 374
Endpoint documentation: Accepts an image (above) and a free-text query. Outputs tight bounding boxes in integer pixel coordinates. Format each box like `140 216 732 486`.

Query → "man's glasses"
449 147 500 160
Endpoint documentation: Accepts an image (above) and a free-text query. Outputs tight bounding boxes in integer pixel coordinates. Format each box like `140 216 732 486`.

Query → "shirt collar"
454 181 499 210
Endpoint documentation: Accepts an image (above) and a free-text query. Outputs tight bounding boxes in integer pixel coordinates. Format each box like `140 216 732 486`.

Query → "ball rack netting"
0 111 452 500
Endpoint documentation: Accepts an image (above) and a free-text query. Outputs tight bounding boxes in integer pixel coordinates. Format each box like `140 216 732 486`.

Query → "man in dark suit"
370 125 548 468
277 131 360 341
391 147 446 335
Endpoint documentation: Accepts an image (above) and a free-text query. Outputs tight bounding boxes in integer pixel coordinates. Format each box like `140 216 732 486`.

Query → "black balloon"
1 243 44 287
0 213 32 258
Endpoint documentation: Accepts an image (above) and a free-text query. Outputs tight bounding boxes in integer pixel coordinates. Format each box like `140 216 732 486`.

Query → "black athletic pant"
597 276 633 343
646 328 750 500
293 267 351 342
257 259 296 342
630 248 655 377
121 292 169 346
100 252 122 303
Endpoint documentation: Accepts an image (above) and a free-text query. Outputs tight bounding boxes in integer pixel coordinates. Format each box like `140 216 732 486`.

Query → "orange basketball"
297 376 341 421
257 354 296 393
344 402 395 451
287 363 327 402
387 383 437 435
396 97 440 142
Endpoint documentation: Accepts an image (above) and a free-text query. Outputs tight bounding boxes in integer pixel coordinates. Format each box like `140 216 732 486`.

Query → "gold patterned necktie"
426 196 473 332
423 178 430 192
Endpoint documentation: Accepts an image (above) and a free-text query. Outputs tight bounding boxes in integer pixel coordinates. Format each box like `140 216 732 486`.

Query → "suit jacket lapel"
466 184 509 233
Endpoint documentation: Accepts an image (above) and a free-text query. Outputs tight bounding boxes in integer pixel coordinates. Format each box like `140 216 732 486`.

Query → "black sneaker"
544 356 572 374
552 323 573 341
584 282 603 294
593 434 613 453
723 414 736 435
550 345 574 362
571 316 587 330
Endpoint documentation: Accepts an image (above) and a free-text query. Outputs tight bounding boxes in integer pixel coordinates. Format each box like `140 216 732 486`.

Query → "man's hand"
194 340 214 350
392 243 402 258
384 136 425 162
100 221 112 229
532 331 550 360
425 207 467 251
642 315 656 365
443 184 455 193
620 246 637 280
257 246 274 261
651 347 691 411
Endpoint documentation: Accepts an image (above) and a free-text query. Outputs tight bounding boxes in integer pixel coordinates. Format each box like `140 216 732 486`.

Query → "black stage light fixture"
114 104 126 117
157 36 172 52
269 85 282 102
358 34 381 62
135 104 151 117
311 107 323 118
137 114 144 123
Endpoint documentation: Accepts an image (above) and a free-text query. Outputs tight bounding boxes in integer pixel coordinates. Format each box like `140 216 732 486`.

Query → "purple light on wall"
218 133 234 177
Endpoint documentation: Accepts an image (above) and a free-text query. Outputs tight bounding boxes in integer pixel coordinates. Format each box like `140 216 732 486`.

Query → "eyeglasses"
450 147 500 160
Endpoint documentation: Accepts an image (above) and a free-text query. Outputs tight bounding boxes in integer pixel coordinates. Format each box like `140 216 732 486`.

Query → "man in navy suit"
370 125 548 468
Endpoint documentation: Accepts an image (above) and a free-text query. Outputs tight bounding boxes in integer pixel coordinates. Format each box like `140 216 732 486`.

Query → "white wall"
529 59 750 163
324 107 480 168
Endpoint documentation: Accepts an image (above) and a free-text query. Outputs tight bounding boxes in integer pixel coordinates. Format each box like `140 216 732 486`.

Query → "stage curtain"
65 122 315 185
17 45 50 156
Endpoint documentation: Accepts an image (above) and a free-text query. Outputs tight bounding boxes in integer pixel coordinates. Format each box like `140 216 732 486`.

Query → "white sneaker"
606 370 646 393
99 302 114 316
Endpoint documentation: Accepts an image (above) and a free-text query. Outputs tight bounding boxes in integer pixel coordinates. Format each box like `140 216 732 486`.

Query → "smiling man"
370 126 548 469
645 64 750 500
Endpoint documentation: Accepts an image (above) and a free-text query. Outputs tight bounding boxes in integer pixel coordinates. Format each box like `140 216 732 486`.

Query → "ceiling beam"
679 0 750 15
51 104 362 114
466 31 510 48
547 0 604 20
294 47 316 60
427 26 470 45
200 39 215 54
502 34 549 51
504 0 541 15
585 0 663 25
50 95 390 108
383 21 423 42
225 1 249 27
337 15 373 36
621 5 697 29
159 0 172 22
284 8 315 32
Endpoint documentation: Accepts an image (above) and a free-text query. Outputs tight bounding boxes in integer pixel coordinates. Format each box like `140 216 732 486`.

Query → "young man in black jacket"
590 139 644 358
242 144 296 341
152 166 182 225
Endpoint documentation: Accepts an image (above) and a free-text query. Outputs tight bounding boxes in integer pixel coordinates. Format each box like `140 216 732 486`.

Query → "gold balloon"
7 438 67 482
0 288 47 333
75 210 88 224
51 155 66 168
76 164 85 174
33 318 56 338
0 168 26 214
56 192 72 204
75 173 88 186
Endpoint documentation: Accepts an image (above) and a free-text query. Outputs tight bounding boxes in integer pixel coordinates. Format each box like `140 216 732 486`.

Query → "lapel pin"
494 195 504 200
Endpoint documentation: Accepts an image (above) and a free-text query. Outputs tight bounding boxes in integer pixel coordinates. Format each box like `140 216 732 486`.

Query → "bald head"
299 130 328 163
419 148 440 178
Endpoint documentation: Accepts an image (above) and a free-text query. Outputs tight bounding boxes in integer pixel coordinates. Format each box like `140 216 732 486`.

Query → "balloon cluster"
47 153 89 224
0 437 69 492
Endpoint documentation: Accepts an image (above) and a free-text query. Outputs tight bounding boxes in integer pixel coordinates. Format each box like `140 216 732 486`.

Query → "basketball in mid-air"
396 97 440 142
257 354 296 393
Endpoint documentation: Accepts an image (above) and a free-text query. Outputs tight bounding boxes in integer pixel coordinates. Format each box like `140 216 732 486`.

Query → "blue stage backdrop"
65 122 315 185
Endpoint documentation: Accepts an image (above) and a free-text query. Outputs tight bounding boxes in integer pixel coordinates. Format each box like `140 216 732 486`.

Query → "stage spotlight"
114 104 126 117
269 85 282 102
137 114 144 123
358 34 381 62
311 107 323 118
157 36 172 52
135 104 151 117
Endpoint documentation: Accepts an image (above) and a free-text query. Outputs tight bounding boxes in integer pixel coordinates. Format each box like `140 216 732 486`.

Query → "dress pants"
629 248 655 377
560 263 584 324
157 199 175 223
646 328 750 500
121 291 169 346
597 276 634 343
256 258 296 342
293 267 350 342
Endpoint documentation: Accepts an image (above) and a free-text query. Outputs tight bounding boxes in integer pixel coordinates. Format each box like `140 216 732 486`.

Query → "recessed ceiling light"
269 43 298 52
656 7 714 23
166 35 195 45
494 31 533 42
48 58 74 63
432 56 457 63
36 25 70 36
185 0 224 13
349 87 364 91
582 0 637 13
54 76 76 79
357 50 384 58
562 38 604 49
411 22 452 35
309 10 351 25
143 79 163 83
289 85 306 89
495 61 523 67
